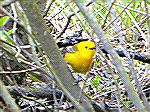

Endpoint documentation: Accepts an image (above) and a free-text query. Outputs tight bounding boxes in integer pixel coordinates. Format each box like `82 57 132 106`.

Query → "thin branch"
18 58 54 80
67 1 93 39
56 0 95 38
49 4 68 20
0 80 21 112
43 0 55 17
56 15 72 38
112 17 148 38
114 3 150 17
103 1 133 31
125 9 146 43
0 65 45 74
102 0 115 28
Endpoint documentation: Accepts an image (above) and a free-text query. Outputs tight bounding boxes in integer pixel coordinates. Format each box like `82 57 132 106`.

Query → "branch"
0 80 21 112
7 85 115 112
7 84 64 100
56 0 95 38
73 0 147 112
18 0 96 112
43 0 55 17
100 48 150 64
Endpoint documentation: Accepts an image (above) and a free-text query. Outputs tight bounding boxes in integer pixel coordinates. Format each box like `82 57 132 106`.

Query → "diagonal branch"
18 0 98 112
73 0 147 112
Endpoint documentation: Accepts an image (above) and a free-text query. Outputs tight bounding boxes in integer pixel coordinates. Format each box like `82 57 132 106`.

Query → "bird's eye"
85 46 88 49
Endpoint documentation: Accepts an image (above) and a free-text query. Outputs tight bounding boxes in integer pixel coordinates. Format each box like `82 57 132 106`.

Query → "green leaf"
28 73 40 82
147 1 150 4
0 16 9 27
7 29 13 35
97 86 102 91
0 30 13 45
91 74 100 88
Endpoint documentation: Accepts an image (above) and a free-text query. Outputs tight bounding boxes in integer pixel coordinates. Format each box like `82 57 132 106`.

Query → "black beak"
89 46 96 50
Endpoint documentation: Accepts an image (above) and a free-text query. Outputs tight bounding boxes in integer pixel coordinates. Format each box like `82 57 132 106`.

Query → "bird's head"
74 41 96 59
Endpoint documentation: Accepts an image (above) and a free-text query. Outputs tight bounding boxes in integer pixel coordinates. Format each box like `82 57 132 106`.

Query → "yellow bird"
64 41 96 74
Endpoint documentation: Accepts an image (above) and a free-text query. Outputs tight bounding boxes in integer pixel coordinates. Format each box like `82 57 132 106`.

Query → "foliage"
0 0 149 112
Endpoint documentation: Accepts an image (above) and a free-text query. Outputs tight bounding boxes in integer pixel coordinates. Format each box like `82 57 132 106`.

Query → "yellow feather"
64 41 96 74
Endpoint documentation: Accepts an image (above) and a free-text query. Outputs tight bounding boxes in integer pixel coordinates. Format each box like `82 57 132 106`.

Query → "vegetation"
0 0 149 112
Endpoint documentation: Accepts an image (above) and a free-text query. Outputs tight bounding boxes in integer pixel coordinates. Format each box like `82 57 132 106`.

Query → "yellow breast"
64 41 96 74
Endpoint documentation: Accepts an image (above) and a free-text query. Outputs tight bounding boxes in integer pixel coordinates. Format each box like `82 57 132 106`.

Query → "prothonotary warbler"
64 41 96 74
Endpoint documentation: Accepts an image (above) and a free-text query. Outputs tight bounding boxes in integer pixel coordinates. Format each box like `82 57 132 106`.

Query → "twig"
11 3 22 58
56 0 95 39
114 3 150 17
56 15 72 38
11 3 18 44
18 58 54 80
7 85 63 99
43 0 55 17
0 5 21 26
125 9 146 43
0 65 45 74
112 17 148 38
102 0 115 28
49 4 68 20
67 1 93 39
103 1 133 31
